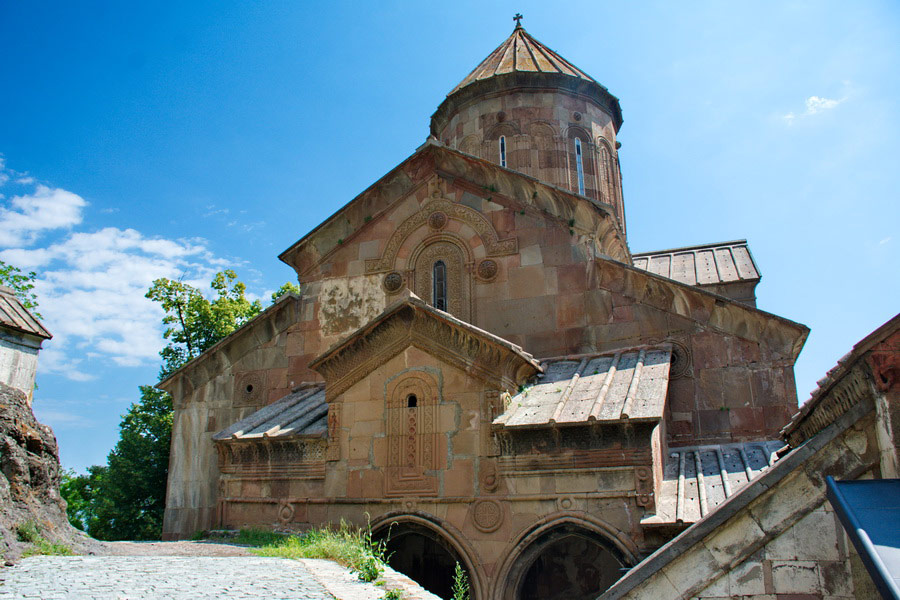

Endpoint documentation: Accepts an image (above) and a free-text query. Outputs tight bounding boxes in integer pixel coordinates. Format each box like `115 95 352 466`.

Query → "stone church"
160 23 811 599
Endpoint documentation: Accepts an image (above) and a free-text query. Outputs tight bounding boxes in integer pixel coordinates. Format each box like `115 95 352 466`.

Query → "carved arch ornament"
410 237 472 321
384 371 439 497
365 197 517 274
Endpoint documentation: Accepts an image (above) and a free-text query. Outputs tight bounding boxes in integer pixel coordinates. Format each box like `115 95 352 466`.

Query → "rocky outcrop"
0 381 98 559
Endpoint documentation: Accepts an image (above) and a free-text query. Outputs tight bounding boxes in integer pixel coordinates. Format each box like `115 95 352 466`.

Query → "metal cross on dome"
513 13 524 27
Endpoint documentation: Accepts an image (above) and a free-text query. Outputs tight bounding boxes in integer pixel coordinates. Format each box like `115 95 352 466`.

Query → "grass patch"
16 520 74 557
249 520 388 582
22 538 74 557
232 527 289 547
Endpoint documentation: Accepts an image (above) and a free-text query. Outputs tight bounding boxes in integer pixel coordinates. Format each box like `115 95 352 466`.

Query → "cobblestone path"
0 555 336 599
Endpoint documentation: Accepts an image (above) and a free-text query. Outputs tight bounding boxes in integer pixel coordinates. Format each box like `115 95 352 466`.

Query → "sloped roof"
278 141 628 278
450 25 598 95
213 383 326 441
632 240 760 287
494 346 671 428
310 290 541 396
782 312 900 446
433 26 623 134
648 440 783 525
0 286 51 339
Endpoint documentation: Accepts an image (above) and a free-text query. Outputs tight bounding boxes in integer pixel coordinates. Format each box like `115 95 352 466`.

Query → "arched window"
499 135 507 167
574 138 585 195
433 260 447 311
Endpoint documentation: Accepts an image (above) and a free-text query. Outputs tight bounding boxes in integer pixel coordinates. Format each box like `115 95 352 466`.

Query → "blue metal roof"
826 477 900 600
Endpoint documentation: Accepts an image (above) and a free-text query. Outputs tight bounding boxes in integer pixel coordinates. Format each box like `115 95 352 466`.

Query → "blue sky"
1 1 897 472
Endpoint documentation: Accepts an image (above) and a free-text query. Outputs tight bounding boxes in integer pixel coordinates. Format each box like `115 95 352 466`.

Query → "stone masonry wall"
609 406 883 600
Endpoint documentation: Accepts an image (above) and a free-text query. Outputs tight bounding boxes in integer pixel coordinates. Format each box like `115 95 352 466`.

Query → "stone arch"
408 234 472 321
459 134 481 158
494 513 637 600
525 120 561 185
484 122 522 169
372 512 486 600
365 197 517 274
384 371 440 496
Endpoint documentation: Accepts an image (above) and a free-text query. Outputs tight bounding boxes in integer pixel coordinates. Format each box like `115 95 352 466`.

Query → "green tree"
85 386 172 540
0 258 40 316
146 270 263 379
270 281 301 304
61 270 295 540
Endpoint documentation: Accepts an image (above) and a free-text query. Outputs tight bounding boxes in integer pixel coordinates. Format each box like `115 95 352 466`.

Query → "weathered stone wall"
0 331 41 406
601 398 884 600
161 297 300 538
164 169 804 539
279 174 802 446
217 344 648 598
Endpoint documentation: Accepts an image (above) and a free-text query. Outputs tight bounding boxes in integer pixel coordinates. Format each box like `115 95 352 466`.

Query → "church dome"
430 21 627 234
431 22 623 139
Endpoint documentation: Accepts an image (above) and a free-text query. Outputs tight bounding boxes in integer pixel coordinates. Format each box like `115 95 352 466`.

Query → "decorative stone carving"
412 239 470 320
480 460 499 493
234 371 266 407
476 259 499 282
383 271 403 293
365 198 517 274
669 339 692 379
427 211 448 231
557 496 575 511
278 502 295 524
471 499 503 533
385 372 439 497
634 466 654 510
327 402 341 461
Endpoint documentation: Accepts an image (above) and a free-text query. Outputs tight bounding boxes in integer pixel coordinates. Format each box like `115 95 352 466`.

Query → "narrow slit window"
575 138 585 195
433 260 447 311
407 394 417 408
499 136 507 167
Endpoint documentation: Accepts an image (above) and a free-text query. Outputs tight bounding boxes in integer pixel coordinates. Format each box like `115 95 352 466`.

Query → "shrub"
16 521 41 543
452 561 470 600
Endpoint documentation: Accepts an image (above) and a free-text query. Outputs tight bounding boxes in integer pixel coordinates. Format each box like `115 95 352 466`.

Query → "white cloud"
0 185 87 246
2 226 229 378
0 160 237 381
783 95 844 124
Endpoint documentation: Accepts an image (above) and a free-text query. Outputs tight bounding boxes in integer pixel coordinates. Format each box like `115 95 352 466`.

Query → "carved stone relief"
385 371 439 497
365 197 516 274
634 466 655 510
412 239 470 321
471 499 503 533
234 371 266 407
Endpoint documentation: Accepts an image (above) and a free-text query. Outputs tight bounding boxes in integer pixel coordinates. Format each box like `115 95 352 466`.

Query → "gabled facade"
161 23 810 599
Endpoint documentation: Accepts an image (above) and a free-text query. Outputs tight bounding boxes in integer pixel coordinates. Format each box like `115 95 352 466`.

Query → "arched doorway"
504 523 628 600
374 520 473 600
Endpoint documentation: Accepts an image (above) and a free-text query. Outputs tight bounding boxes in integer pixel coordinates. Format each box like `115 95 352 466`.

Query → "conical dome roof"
431 24 622 136
449 25 598 95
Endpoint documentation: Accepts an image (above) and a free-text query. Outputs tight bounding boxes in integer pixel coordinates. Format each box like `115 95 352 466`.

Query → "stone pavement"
0 556 336 599
0 555 442 600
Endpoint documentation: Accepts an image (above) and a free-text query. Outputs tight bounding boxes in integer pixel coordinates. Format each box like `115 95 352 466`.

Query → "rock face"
0 381 96 559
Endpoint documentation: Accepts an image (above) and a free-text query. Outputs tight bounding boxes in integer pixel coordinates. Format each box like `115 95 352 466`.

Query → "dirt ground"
93 540 254 557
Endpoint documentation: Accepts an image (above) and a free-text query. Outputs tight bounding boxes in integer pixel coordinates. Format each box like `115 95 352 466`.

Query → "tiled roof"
0 286 51 339
213 383 327 441
648 440 783 525
449 26 598 95
632 240 760 287
494 346 672 428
